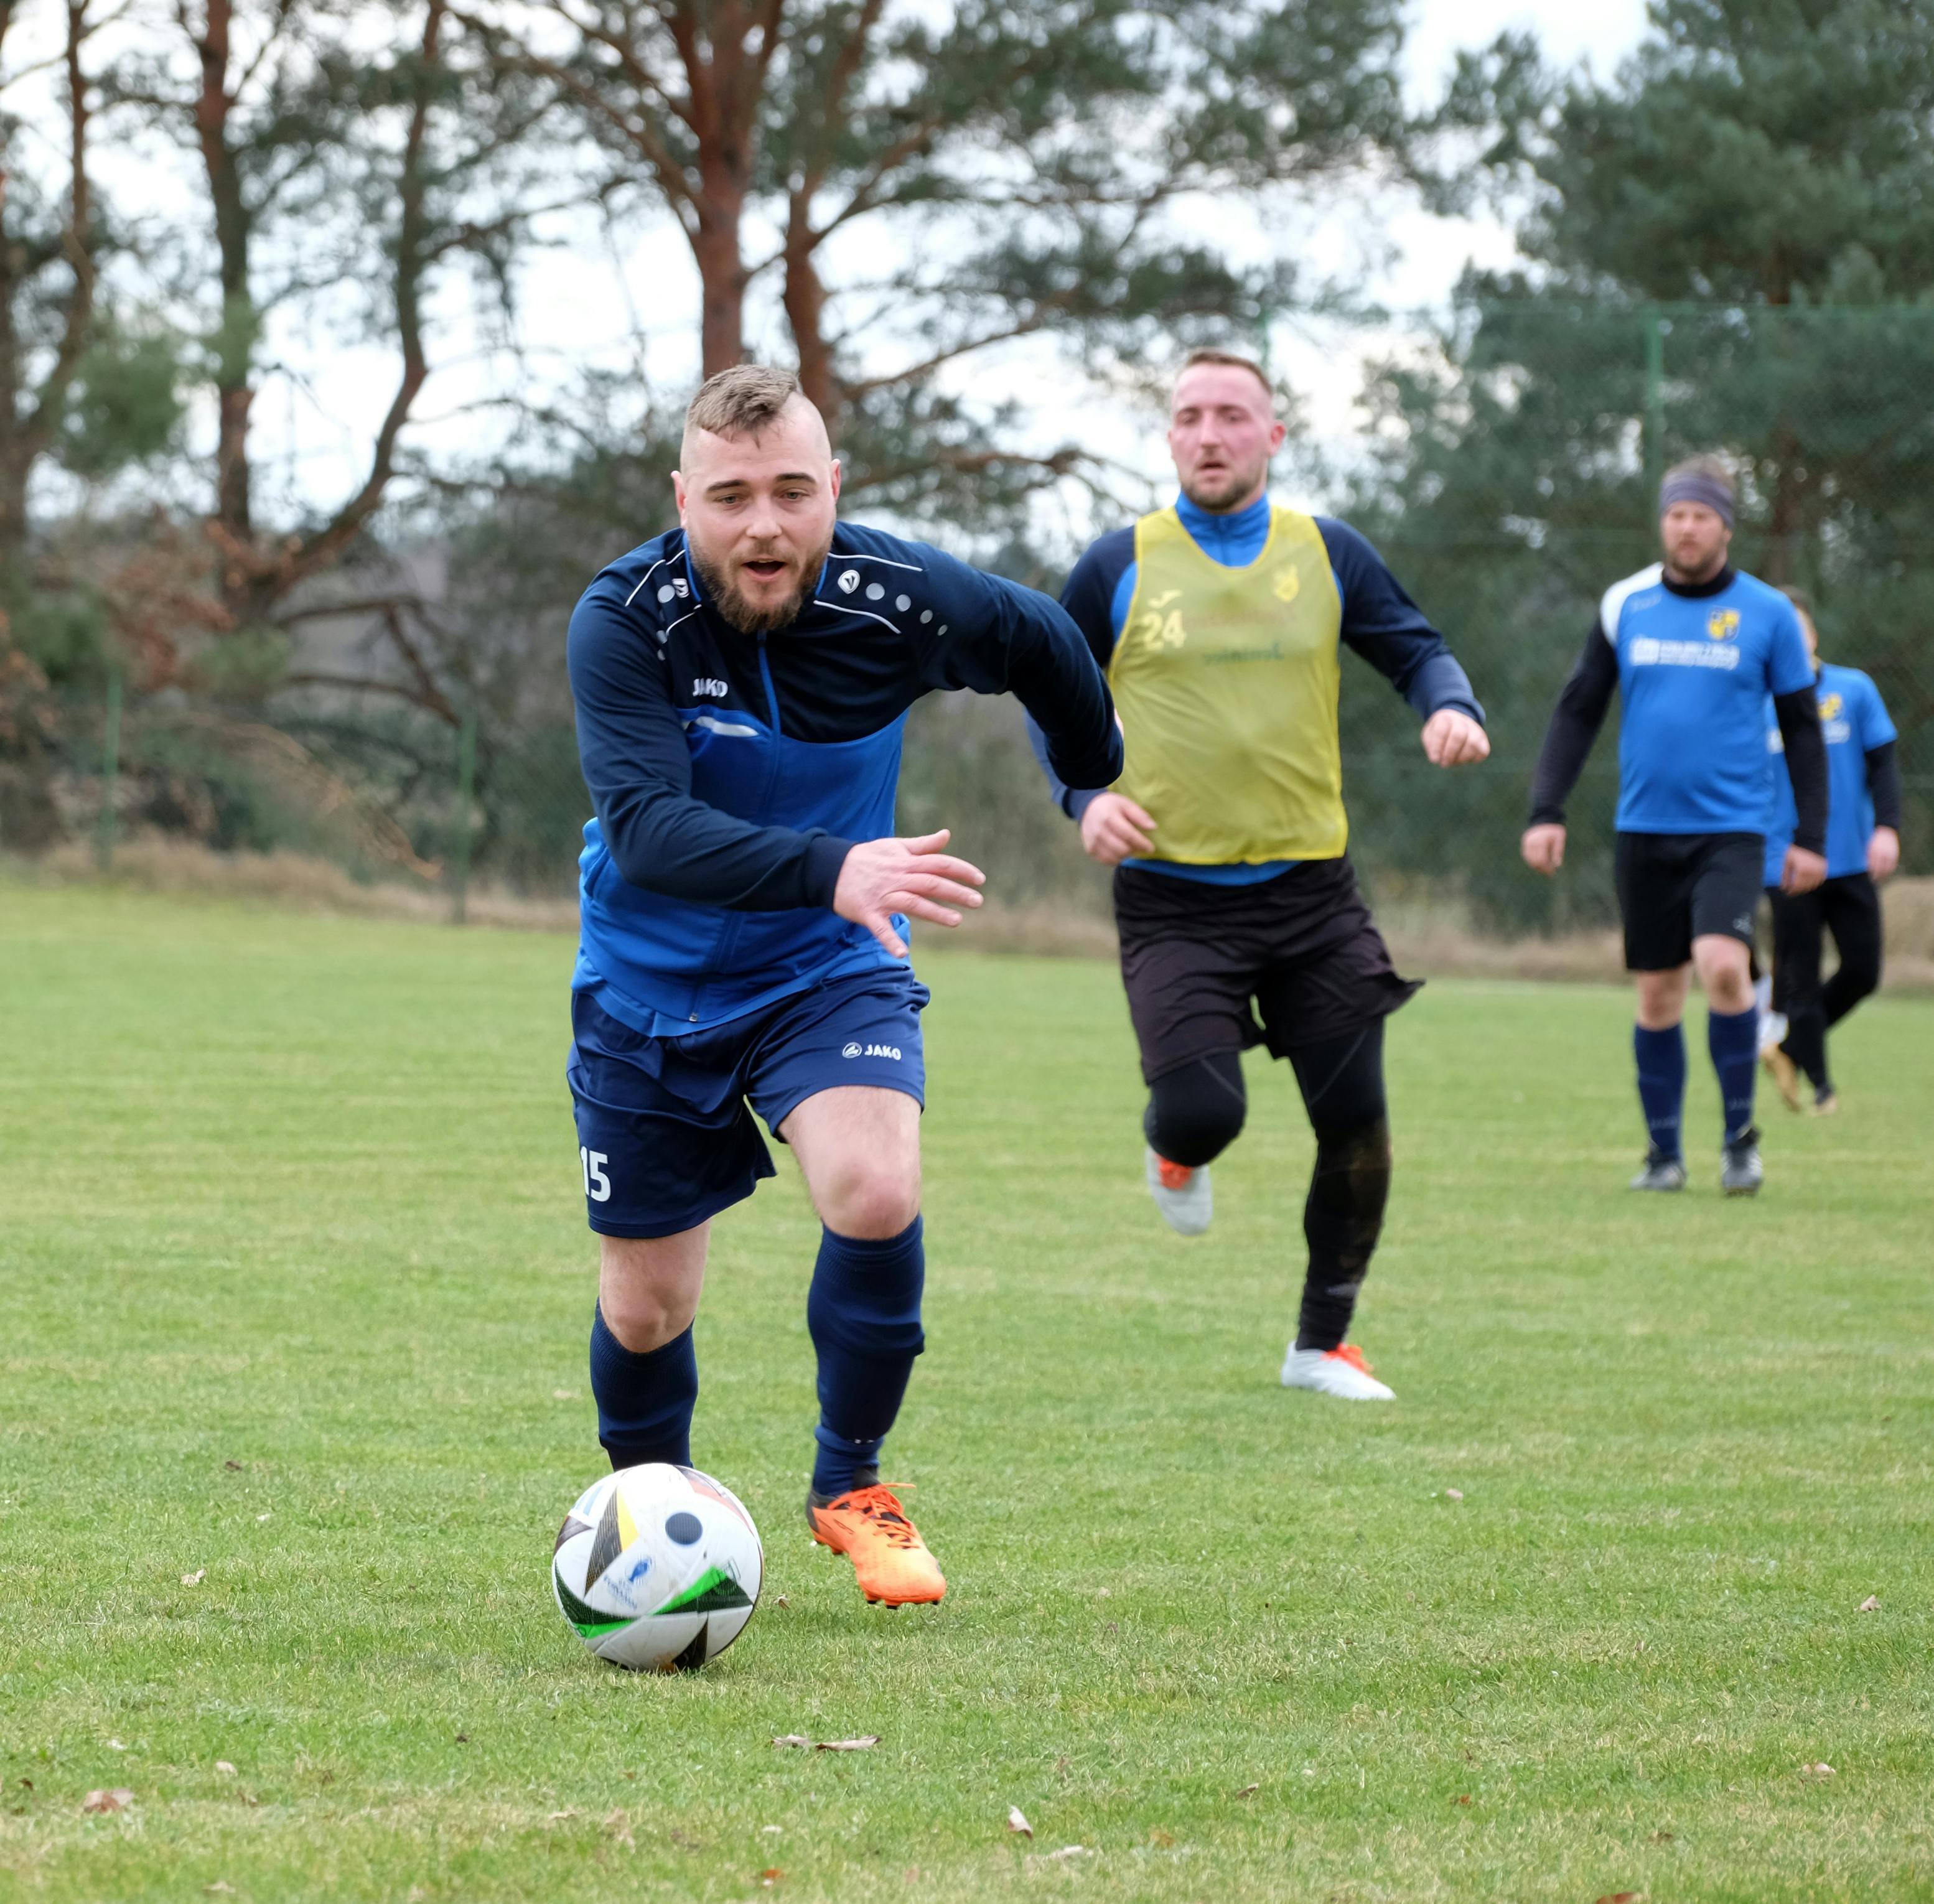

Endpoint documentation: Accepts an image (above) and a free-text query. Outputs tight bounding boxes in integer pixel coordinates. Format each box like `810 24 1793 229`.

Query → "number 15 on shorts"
579 1146 611 1203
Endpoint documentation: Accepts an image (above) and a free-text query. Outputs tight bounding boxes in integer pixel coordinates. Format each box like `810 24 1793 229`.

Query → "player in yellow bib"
1031 350 1489 1401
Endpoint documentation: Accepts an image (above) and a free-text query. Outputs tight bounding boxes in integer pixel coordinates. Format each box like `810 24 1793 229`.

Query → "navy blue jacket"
569 521 1123 1032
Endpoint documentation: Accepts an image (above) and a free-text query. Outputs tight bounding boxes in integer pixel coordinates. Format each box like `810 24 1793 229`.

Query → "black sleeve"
1867 740 1902 832
1025 530 1134 819
1317 518 1485 723
1527 621 1619 825
917 544 1124 793
568 584 851 910
1773 687 1828 855
1056 532 1131 674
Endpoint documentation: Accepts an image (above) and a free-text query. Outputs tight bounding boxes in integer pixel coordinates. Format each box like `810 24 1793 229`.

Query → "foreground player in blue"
1760 589 1903 1116
566 366 1122 1605
1523 457 1828 1195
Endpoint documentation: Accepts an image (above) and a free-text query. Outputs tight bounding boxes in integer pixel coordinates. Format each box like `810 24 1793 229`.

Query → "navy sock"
1633 1023 1686 1160
589 1307 697 1471
806 1217 925 1498
1707 1004 1759 1142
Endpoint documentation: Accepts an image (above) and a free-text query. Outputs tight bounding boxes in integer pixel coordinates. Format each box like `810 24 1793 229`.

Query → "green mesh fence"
8 302 1933 932
1339 301 1934 932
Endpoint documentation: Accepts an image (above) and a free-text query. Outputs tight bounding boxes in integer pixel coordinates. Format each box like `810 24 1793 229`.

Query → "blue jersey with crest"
567 522 1121 1036
1762 662 1896 882
1600 564 1814 834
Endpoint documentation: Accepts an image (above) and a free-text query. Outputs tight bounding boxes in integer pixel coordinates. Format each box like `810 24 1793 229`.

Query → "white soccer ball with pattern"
551 1463 762 1671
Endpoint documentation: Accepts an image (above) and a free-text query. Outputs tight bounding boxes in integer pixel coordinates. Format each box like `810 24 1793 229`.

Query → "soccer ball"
551 1463 762 1671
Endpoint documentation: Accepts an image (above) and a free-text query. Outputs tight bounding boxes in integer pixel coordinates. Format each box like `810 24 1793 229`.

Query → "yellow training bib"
1108 505 1346 864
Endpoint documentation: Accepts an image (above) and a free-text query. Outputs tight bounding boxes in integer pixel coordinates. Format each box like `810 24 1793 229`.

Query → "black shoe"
1629 1148 1687 1192
1721 1128 1763 1196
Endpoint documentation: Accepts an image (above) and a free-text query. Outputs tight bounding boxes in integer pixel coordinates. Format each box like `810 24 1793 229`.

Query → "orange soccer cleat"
1144 1145 1212 1236
806 1483 946 1606
1279 1341 1397 1401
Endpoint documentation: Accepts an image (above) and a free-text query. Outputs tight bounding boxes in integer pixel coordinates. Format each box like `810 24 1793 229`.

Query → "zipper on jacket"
693 632 787 1019
757 633 783 737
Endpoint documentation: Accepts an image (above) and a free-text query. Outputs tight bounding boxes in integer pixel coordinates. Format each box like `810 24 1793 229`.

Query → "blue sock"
1707 1004 1759 1143
589 1307 696 1470
1633 1023 1686 1160
806 1217 925 1498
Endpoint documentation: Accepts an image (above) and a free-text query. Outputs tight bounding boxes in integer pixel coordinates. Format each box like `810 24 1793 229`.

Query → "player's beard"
1665 539 1727 584
1180 448 1270 514
688 532 834 634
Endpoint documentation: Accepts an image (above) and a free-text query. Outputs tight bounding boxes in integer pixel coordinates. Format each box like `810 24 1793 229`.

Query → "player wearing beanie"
1523 457 1828 1195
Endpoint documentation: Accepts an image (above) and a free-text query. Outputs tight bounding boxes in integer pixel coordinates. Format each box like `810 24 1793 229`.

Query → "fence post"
1643 307 1667 499
95 673 123 872
451 705 477 925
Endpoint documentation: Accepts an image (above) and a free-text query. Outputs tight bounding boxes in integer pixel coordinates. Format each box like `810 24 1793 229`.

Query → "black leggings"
1144 1020 1391 1353
1768 874 1883 1093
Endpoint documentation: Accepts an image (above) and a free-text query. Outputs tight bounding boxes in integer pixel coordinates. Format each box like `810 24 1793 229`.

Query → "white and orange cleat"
806 1483 946 1606
1145 1146 1212 1236
1280 1342 1396 1401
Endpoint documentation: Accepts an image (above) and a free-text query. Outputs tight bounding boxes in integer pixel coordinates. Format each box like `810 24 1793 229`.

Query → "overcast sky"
991 0 1659 526
32 0 1658 539
482 0 1655 531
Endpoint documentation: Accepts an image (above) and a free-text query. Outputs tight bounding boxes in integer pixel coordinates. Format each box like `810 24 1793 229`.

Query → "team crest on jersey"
1273 567 1302 604
1818 691 1843 721
1706 608 1741 642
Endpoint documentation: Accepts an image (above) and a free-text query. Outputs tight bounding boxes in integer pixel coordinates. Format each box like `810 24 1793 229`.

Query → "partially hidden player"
567 366 1122 1606
1760 587 1902 1116
1523 456 1828 1195
1030 349 1489 1402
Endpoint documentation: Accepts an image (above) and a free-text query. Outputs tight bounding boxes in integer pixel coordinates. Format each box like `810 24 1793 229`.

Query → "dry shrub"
951 899 1118 958
9 847 1932 992
18 837 573 931
1881 875 1934 989
145 711 439 879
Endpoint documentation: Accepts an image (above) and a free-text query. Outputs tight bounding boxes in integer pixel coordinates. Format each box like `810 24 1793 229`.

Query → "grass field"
3 884 1932 1903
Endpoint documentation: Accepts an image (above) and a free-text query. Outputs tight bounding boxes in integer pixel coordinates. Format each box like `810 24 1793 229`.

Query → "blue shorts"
567 969 929 1238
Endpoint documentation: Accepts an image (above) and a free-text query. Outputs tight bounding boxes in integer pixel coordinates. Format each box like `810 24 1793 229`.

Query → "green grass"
2 884 1932 1903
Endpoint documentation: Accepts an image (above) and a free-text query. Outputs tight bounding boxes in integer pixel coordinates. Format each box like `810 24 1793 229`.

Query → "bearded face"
674 399 842 635
685 521 835 634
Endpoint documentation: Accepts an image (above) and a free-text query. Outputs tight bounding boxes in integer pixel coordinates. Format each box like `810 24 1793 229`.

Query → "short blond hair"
1177 347 1274 404
684 364 805 443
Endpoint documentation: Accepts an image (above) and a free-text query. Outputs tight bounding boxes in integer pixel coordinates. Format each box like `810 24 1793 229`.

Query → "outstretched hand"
833 829 986 959
1422 709 1490 767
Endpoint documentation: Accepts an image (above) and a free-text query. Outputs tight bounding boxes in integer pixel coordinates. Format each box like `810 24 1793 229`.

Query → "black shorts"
1614 831 1763 972
1113 857 1421 1084
1766 872 1884 1014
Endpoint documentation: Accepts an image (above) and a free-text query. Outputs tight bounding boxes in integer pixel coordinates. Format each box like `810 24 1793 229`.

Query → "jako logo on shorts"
841 1042 901 1060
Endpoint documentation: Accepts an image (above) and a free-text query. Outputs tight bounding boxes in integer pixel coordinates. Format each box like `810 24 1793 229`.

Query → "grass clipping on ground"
2 886 1932 1902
